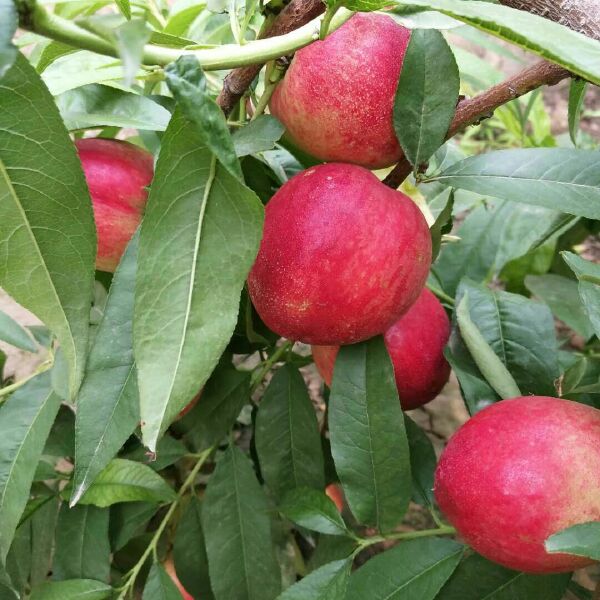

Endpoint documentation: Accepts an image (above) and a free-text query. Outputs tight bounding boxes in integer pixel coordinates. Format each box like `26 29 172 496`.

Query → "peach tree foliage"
0 0 600 598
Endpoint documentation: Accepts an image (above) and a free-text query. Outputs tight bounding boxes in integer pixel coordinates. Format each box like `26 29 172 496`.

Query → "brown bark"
216 0 325 115
498 0 600 41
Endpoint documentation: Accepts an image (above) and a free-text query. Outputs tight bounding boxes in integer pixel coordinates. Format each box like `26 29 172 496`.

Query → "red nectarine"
326 484 344 512
247 163 432 345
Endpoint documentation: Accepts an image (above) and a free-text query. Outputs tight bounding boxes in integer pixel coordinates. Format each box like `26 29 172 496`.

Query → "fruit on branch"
312 288 450 410
248 163 431 345
326 483 344 512
434 396 600 573
269 13 410 169
164 558 193 600
76 138 154 272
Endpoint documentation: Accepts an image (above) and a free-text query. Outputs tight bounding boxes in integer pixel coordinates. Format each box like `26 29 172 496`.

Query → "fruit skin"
164 558 194 600
177 390 201 419
248 163 431 345
270 13 410 169
326 484 344 512
313 288 450 410
76 138 154 272
434 396 600 574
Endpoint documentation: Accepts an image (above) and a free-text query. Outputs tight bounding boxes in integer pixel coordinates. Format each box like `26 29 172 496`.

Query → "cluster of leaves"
1 0 600 598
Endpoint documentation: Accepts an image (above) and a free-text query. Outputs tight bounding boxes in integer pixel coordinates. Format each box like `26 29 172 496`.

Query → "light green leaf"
202 445 281 600
0 54 95 396
279 488 348 536
0 309 37 352
393 29 459 168
278 559 351 600
0 0 17 77
546 522 600 561
114 19 152 86
115 0 131 19
346 537 463 599
165 56 242 181
430 149 600 219
53 504 110 582
30 579 113 600
394 0 600 85
563 252 600 340
0 373 61 562
134 109 263 451
568 79 587 146
232 115 285 157
36 41 76 73
70 459 176 507
72 233 140 505
255 365 325 501
56 84 171 131
329 336 411 533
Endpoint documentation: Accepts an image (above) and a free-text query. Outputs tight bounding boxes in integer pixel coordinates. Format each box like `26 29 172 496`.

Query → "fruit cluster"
75 12 599 580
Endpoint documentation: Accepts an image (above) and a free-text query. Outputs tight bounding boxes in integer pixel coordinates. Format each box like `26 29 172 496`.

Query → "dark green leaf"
0 372 61 562
142 563 182 600
31 580 113 600
546 522 600 561
393 29 459 168
329 337 411 533
405 416 436 507
114 19 151 86
56 84 171 131
134 109 263 451
279 488 348 536
122 435 187 472
278 559 351 600
346 537 463 599
70 459 176 507
563 252 600 340
43 406 75 457
202 445 281 600
173 497 214 600
232 115 285 157
165 56 242 181
430 149 600 219
5 523 31 595
568 79 587 146
109 502 158 552
30 496 59 585
72 233 140 505
0 0 17 78
0 54 95 396
53 504 110 582
308 536 357 572
0 309 37 352
256 365 325 500
525 274 594 340
438 552 571 599
429 189 454 262
393 0 600 85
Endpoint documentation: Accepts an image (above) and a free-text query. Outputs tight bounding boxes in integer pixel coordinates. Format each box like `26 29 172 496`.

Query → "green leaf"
430 149 600 220
393 0 600 85
165 56 243 181
71 459 176 507
36 41 76 73
346 537 463 599
255 365 325 501
432 198 568 297
0 0 17 77
143 563 182 600
122 435 186 471
0 54 95 396
309 536 358 572
31 580 113 600
393 29 459 168
202 445 281 600
438 552 571 599
56 84 171 131
429 189 454 262
114 19 151 86
115 0 131 19
563 252 600 340
329 337 411 533
6 521 31 595
72 233 140 505
278 559 351 600
179 361 250 451
279 488 348 536
546 522 600 561
0 309 37 352
109 502 158 552
53 504 110 582
525 274 594 340
456 280 560 397
232 115 285 157
405 416 436 507
456 293 521 400
30 497 59 585
173 497 214 600
0 372 61 562
134 109 263 451
568 79 587 146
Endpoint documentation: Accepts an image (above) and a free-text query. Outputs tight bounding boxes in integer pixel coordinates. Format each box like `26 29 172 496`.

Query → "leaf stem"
319 0 343 39
356 525 456 552
250 340 294 392
252 61 285 120
116 447 213 598
0 355 54 401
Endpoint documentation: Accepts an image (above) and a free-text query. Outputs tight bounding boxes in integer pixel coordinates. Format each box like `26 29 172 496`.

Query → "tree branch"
217 0 327 115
